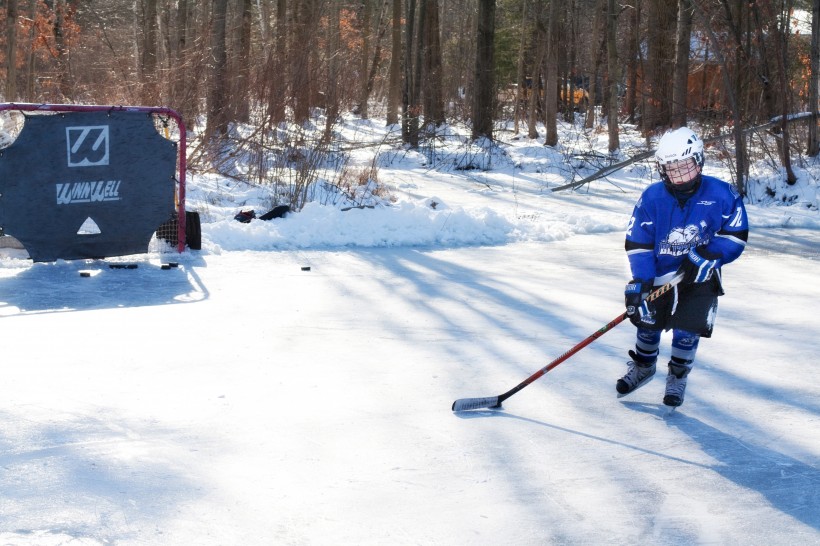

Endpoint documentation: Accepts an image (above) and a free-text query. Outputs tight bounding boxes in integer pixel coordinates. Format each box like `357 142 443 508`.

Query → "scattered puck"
161 264 171 270
80 271 91 277
109 263 139 269
168 262 179 268
301 266 311 271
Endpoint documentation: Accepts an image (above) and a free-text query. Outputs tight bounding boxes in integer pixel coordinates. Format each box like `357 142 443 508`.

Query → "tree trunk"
292 0 313 123
24 0 37 100
775 0 797 184
141 0 159 104
544 0 558 146
809 0 820 156
471 0 495 141
358 0 373 118
386 0 402 126
422 0 444 127
324 0 341 142
527 12 545 140
268 0 288 125
624 0 640 122
565 0 578 123
234 0 253 122
643 0 676 133
671 0 693 128
585 0 603 130
53 0 72 99
206 0 230 139
6 0 19 101
513 0 528 134
606 0 619 152
403 0 419 145
172 0 192 122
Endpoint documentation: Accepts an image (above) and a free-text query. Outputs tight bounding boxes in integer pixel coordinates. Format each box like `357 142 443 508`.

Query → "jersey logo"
659 223 706 256
696 200 716 206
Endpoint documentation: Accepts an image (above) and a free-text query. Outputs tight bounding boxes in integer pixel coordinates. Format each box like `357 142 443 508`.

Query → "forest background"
2 0 820 207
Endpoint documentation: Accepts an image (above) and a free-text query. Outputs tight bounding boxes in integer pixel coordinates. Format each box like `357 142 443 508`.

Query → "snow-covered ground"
0 118 819 545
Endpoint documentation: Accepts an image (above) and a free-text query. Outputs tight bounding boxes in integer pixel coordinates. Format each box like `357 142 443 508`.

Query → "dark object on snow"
234 210 256 223
259 205 290 220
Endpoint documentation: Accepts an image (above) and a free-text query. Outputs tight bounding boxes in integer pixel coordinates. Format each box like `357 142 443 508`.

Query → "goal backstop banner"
0 106 183 262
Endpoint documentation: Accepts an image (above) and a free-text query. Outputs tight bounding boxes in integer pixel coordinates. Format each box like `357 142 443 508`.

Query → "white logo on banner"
66 125 110 167
56 180 122 204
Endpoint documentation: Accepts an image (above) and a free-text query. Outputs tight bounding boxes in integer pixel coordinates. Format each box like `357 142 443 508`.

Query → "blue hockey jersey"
625 175 748 282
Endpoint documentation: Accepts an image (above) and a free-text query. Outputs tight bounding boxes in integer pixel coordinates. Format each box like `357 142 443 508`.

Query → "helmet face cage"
659 157 701 186
655 128 704 188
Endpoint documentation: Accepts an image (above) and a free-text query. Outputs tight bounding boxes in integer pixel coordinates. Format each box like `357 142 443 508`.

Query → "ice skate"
616 350 657 397
663 363 689 407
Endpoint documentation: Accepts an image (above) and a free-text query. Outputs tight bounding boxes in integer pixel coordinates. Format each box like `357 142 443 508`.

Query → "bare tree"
623 0 640 123
141 0 159 104
358 0 374 118
527 5 545 140
422 0 444 127
6 0 19 100
24 0 38 100
471 0 495 141
267 0 288 124
810 0 820 156
291 0 317 123
206 0 230 139
773 0 797 184
606 0 619 152
324 0 341 142
386 0 402 126
692 1 746 194
234 0 253 122
52 0 73 99
670 0 693 128
585 0 603 130
403 0 420 145
512 0 528 134
643 0 676 133
544 0 558 146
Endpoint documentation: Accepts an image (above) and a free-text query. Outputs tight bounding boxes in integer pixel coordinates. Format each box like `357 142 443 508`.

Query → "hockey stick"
451 274 683 412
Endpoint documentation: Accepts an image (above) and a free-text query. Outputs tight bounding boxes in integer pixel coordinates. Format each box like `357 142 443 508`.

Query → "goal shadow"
0 255 208 316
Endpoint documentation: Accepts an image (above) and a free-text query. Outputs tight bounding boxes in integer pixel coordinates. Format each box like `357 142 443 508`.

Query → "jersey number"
626 216 635 237
729 207 744 228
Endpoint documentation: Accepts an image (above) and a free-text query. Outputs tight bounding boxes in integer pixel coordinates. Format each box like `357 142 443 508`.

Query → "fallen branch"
550 115 807 193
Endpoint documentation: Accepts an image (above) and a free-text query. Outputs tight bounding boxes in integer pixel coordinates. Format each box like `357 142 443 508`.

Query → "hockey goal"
0 103 199 262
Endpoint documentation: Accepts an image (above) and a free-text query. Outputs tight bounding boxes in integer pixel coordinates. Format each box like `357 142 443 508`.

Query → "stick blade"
452 396 501 412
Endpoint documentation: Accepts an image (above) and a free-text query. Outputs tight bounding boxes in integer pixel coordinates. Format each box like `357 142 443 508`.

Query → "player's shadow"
624 401 820 532
459 405 820 532
0 255 208 315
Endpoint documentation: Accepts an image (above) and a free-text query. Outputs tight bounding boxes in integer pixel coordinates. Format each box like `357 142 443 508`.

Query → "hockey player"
618 127 748 407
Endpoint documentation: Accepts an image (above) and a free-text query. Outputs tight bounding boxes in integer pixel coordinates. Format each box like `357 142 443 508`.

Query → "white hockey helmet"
655 127 704 191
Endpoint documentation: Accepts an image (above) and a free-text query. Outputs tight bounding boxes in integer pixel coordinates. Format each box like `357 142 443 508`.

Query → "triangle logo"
77 217 102 235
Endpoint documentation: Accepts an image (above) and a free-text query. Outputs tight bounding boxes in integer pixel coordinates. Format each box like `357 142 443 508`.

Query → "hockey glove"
625 279 656 327
677 246 721 284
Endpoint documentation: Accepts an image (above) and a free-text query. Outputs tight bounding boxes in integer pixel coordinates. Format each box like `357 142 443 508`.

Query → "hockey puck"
168 262 179 268
80 271 91 277
161 264 171 270
301 266 311 271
